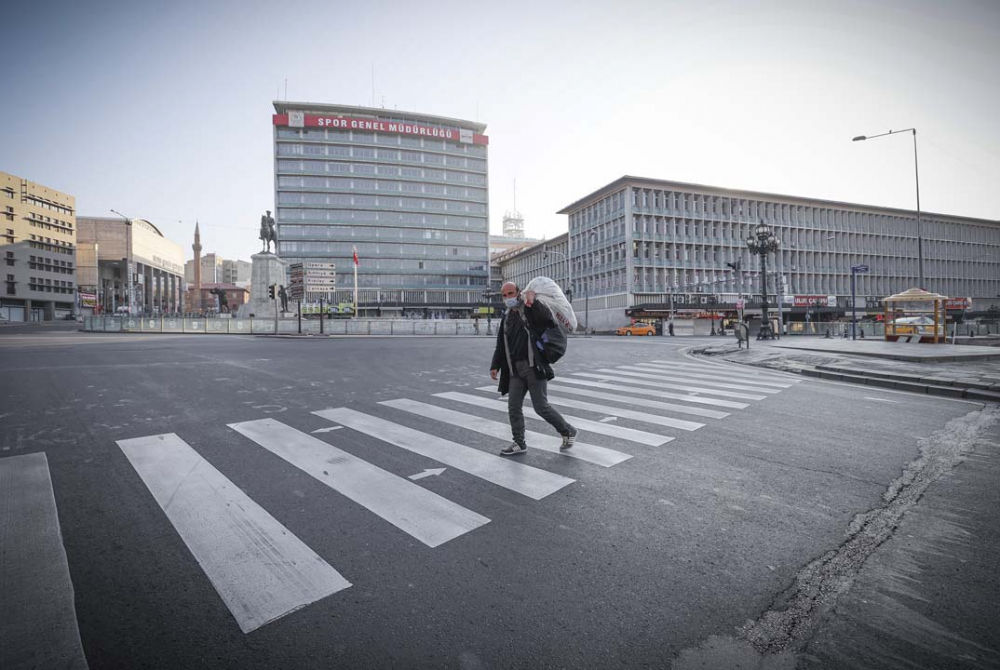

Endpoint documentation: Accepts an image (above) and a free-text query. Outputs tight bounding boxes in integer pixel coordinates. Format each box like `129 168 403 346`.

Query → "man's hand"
523 290 536 307
490 369 499 380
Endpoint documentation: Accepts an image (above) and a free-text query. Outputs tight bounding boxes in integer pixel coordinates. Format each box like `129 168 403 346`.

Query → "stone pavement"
692 338 1000 403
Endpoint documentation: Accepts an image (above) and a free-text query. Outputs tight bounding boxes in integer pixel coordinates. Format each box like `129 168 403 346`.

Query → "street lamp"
853 128 923 289
746 221 780 340
542 245 572 305
110 209 133 315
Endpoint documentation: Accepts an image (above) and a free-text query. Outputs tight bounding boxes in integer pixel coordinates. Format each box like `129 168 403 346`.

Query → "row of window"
276 127 488 157
25 195 74 216
277 209 486 228
29 241 74 255
277 177 487 201
275 196 488 214
278 224 490 245
276 143 488 171
287 272 488 287
277 161 488 185
278 240 488 255
625 188 1000 245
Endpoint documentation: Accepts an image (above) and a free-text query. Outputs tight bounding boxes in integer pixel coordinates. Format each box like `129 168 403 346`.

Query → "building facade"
272 102 490 317
1 172 77 321
558 176 1000 331
495 233 570 296
185 254 250 286
76 217 185 315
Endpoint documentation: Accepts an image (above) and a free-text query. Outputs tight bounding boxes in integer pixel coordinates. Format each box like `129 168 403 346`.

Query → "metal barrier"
82 317 496 336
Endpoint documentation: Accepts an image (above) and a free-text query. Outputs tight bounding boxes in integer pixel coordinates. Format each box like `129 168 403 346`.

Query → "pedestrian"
474 317 480 335
490 281 577 456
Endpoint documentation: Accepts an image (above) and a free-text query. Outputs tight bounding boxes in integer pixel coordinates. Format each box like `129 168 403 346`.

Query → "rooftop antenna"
371 61 375 107
284 78 288 100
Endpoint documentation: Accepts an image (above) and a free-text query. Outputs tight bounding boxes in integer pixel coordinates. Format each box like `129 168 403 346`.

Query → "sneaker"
500 441 527 456
560 426 578 450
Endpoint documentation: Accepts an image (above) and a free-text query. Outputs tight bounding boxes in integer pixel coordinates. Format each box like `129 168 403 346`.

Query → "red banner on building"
273 114 489 145
944 297 972 310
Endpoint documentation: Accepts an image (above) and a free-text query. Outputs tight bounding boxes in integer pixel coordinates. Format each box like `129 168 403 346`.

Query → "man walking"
490 282 577 456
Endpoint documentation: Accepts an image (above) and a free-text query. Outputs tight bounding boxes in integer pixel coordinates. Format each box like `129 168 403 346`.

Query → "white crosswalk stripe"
576 368 781 400
314 407 575 500
610 367 771 399
1 452 89 670
542 384 730 419
604 367 779 395
229 418 490 547
636 362 796 388
629 364 787 391
434 391 672 446
562 375 752 408
380 398 632 467
651 360 802 384
117 433 352 634
473 387 705 431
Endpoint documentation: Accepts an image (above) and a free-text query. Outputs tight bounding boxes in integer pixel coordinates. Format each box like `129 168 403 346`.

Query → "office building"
1 172 77 321
558 176 1000 330
76 216 185 315
273 102 490 317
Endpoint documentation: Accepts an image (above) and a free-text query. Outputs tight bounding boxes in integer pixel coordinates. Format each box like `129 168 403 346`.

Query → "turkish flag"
353 246 359 266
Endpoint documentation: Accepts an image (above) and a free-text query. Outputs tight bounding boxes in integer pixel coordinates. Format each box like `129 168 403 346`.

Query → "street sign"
852 265 869 273
305 262 336 270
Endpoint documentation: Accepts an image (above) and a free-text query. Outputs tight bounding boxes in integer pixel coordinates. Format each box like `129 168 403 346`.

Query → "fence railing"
82 316 494 336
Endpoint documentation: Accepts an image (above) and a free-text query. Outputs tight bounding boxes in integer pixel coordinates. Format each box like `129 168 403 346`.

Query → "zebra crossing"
2 358 802 647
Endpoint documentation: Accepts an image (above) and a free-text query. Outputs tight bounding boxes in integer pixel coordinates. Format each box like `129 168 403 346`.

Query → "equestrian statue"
259 210 277 254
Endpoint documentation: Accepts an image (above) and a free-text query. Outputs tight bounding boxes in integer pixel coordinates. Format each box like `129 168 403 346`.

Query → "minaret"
192 221 202 312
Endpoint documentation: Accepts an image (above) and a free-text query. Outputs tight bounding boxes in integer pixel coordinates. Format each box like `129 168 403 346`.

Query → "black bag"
535 324 567 364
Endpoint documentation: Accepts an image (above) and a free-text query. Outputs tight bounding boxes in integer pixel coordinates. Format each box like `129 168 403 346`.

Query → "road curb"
789 364 998 402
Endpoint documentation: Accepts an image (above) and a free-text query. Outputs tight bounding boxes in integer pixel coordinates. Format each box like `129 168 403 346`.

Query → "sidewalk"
692 338 1000 403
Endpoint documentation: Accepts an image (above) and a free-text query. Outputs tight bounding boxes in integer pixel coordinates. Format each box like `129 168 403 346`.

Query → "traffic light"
268 284 275 300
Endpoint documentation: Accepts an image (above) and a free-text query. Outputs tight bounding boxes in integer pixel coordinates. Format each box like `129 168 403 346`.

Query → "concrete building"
558 176 1000 331
495 233 570 295
76 216 185 315
1 172 77 321
272 102 490 318
185 254 250 287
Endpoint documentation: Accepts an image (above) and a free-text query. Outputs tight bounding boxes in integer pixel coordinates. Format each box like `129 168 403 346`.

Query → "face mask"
504 297 519 309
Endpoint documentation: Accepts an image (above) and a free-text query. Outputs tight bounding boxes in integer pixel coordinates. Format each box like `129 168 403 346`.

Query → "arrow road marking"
409 468 447 481
864 397 902 404
311 426 343 433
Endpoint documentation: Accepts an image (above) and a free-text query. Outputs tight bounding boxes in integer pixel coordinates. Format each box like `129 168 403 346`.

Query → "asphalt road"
1 332 997 669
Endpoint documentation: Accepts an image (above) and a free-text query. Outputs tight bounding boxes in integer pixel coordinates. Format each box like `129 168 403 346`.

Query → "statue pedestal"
238 253 286 318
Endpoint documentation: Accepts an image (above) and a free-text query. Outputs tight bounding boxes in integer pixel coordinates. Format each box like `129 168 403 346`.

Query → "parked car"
617 322 656 336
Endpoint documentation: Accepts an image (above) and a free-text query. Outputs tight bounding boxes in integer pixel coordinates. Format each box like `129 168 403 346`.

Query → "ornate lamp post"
746 221 780 340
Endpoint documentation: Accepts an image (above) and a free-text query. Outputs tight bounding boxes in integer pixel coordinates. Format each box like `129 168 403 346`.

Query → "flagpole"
353 246 359 319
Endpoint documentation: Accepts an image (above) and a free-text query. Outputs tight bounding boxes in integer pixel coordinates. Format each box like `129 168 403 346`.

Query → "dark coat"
490 301 556 396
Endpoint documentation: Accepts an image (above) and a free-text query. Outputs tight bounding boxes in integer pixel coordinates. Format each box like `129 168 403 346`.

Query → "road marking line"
117 433 351 634
654 360 802 383
584 369 773 400
314 408 574 500
564 375 751 408
543 384 731 418
639 361 796 387
628 364 786 391
609 367 770 399
473 387 705 431
434 392 672 446
864 397 902 403
229 419 488 547
380 398 632 467
0 452 89 670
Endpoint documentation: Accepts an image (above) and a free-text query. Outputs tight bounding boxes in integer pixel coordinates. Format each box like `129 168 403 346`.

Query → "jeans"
508 359 572 442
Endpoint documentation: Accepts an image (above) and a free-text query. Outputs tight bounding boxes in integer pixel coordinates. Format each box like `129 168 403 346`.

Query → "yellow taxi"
617 322 657 336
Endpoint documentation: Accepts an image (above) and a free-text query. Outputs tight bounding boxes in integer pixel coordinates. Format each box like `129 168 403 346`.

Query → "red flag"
352 246 359 266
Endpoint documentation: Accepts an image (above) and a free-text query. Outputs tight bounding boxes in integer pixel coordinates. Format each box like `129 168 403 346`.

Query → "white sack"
524 276 578 333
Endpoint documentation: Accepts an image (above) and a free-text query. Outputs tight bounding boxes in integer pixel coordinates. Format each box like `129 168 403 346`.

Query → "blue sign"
852 265 869 273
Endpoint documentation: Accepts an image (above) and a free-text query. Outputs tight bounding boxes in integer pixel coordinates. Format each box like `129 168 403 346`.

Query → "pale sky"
2 0 998 264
